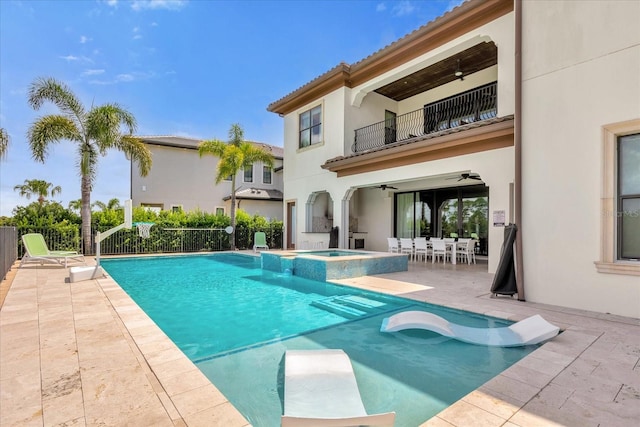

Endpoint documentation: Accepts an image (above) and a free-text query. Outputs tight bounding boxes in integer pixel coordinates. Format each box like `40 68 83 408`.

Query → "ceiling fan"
447 173 482 182
454 59 465 81
373 184 398 190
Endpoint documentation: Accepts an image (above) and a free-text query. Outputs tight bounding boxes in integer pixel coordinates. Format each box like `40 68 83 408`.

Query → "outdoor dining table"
431 239 480 264
425 239 458 264
399 238 477 265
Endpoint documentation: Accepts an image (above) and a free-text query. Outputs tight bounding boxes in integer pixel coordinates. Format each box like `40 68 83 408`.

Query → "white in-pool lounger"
380 311 559 347
282 349 396 427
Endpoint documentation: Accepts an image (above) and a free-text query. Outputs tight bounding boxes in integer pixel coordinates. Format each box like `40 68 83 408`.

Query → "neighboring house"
130 136 284 220
268 0 639 318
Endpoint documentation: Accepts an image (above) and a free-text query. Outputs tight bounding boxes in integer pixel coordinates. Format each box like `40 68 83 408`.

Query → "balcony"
352 82 497 153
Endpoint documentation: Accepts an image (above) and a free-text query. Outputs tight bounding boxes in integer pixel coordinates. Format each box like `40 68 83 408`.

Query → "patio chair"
381 311 560 347
399 238 414 261
386 237 400 253
282 349 395 426
413 237 429 263
253 232 269 252
431 239 450 264
457 239 476 264
20 233 85 268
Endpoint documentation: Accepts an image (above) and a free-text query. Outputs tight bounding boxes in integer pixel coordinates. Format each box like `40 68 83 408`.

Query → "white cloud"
130 0 187 11
151 22 158 26
89 71 154 85
376 3 386 12
115 73 135 82
79 35 92 44
133 34 143 40
82 69 105 76
60 54 94 63
392 1 415 16
105 0 118 7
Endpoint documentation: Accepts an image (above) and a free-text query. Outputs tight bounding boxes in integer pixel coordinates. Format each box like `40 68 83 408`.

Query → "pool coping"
2 252 638 426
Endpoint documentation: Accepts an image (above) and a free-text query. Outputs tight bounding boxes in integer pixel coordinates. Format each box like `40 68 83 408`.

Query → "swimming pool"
102 253 537 426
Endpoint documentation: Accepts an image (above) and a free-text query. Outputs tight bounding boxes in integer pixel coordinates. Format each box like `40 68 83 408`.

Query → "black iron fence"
353 82 497 153
14 224 283 258
0 227 18 280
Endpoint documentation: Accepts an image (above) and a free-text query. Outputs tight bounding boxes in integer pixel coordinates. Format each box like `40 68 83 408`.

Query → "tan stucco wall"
521 0 640 318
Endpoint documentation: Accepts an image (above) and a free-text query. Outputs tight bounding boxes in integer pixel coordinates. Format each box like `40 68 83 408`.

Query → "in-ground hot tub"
261 249 408 281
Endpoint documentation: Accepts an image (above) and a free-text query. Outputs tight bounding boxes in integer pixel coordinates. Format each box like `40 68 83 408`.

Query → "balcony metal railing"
352 82 497 153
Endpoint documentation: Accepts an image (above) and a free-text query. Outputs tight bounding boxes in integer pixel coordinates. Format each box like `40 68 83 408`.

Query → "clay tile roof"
137 135 283 159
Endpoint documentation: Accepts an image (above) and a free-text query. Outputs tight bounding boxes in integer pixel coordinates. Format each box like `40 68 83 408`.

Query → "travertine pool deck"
1 254 639 426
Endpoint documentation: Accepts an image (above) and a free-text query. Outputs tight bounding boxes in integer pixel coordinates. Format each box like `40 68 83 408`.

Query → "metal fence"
14 224 283 257
0 227 18 280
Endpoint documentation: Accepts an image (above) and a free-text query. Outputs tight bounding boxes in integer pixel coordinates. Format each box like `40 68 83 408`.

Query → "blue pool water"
102 254 537 427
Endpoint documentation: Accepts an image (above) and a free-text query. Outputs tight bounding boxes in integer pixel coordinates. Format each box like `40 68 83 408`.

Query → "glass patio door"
394 185 489 253
395 192 432 238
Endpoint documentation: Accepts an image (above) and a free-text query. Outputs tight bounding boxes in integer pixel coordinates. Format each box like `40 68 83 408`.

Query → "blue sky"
0 0 461 216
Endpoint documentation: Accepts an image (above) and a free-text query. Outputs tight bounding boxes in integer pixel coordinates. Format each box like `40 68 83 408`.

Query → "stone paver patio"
1 254 638 426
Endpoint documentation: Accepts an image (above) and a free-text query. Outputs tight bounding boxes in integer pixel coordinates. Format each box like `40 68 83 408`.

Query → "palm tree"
68 199 82 213
0 127 8 160
92 198 122 211
199 123 275 250
13 179 62 205
27 77 152 254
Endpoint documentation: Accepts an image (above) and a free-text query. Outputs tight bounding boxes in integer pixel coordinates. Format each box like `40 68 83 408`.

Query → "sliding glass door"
394 184 489 254
395 192 432 238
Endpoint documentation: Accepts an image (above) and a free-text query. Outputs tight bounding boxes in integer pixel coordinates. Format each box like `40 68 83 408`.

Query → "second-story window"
299 105 322 148
263 166 272 184
244 165 253 183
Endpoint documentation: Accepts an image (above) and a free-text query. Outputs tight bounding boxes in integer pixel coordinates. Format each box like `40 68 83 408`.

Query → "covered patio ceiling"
360 171 486 194
374 41 498 101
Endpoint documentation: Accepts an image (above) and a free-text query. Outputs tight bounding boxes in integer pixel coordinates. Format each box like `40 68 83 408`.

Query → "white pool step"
333 295 387 311
311 295 389 319
311 299 366 319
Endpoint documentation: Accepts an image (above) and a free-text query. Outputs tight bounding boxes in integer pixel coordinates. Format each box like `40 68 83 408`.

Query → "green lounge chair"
20 233 85 268
253 231 269 252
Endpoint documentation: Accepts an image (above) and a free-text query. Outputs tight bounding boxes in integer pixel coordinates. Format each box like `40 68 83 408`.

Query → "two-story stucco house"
131 136 284 220
268 0 640 318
